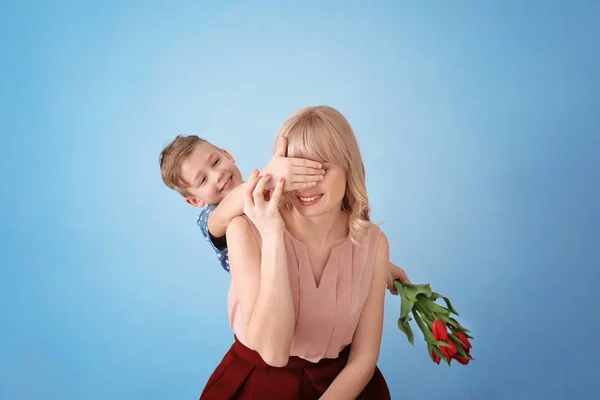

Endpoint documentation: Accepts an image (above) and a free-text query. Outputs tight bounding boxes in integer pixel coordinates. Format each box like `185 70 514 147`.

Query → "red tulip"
439 338 457 361
453 331 472 351
432 320 448 341
431 350 441 365
453 355 470 365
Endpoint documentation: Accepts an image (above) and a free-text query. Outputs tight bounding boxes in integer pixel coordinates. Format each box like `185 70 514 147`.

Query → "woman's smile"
296 193 324 206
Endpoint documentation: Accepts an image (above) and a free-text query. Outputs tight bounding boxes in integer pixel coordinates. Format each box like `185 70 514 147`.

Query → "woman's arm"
227 215 295 367
320 232 390 400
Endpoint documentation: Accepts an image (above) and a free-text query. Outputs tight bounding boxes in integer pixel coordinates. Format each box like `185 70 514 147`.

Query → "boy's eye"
213 158 220 166
200 177 206 186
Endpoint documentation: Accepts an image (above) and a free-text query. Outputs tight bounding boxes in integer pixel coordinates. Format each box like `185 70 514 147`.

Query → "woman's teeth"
299 195 322 202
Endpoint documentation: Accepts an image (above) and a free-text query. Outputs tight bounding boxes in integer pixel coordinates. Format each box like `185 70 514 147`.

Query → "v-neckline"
284 229 351 289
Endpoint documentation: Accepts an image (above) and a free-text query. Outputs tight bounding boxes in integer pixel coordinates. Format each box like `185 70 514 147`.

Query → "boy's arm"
206 180 249 239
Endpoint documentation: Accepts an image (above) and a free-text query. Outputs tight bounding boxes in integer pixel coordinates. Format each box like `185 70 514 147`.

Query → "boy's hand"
387 262 410 295
261 136 325 192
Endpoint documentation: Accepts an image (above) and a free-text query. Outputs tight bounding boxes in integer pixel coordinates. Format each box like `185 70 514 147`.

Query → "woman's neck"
283 207 349 247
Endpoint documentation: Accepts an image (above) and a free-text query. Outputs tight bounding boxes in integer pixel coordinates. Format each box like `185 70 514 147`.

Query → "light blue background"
2 1 599 399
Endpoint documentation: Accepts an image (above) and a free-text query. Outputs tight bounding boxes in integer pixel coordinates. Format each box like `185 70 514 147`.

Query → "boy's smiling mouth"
219 175 233 192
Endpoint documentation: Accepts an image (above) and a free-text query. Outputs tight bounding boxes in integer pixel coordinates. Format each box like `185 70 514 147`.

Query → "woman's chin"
292 202 322 217
292 203 341 218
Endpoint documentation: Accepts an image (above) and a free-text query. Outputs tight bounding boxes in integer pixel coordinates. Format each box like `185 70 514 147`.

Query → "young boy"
159 134 409 292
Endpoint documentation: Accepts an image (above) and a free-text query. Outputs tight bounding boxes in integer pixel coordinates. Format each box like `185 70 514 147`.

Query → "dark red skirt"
200 336 390 400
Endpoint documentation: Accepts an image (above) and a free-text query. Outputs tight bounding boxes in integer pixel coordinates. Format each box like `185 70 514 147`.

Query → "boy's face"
181 142 243 207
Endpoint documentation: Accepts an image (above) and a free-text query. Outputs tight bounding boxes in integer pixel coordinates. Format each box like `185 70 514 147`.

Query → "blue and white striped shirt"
197 204 230 272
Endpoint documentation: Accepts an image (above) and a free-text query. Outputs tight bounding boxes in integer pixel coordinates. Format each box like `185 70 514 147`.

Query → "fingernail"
279 177 284 183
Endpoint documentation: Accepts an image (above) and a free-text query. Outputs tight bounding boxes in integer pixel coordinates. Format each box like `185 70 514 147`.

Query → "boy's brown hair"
159 135 208 196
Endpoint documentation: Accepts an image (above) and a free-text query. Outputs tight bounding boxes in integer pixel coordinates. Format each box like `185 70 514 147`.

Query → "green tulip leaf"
445 317 461 329
430 292 460 315
417 296 451 316
415 303 433 326
429 309 451 324
401 299 415 320
448 317 471 333
399 293 414 321
396 280 415 320
397 316 414 345
416 301 434 317
401 282 433 302
411 309 430 339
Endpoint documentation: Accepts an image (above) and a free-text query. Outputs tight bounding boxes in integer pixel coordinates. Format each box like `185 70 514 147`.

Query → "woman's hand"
387 262 411 295
243 170 286 236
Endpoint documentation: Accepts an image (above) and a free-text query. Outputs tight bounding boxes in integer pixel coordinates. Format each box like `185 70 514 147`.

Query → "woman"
200 106 391 399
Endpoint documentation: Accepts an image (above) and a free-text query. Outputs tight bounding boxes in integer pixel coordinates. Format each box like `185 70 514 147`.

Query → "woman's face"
288 162 347 217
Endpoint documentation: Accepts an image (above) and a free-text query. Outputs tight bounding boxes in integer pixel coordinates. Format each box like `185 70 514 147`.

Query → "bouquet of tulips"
393 279 474 365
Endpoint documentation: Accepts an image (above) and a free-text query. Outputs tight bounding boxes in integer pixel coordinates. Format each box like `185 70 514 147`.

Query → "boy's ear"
221 149 235 162
185 197 205 208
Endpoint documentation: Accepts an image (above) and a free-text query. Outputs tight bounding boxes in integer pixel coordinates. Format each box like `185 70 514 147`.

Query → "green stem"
415 303 433 326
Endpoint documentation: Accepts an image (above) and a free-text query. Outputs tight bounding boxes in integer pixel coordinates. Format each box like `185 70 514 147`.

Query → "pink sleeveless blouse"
227 223 382 363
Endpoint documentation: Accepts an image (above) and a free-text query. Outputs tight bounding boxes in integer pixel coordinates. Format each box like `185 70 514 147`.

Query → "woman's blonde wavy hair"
274 106 371 243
